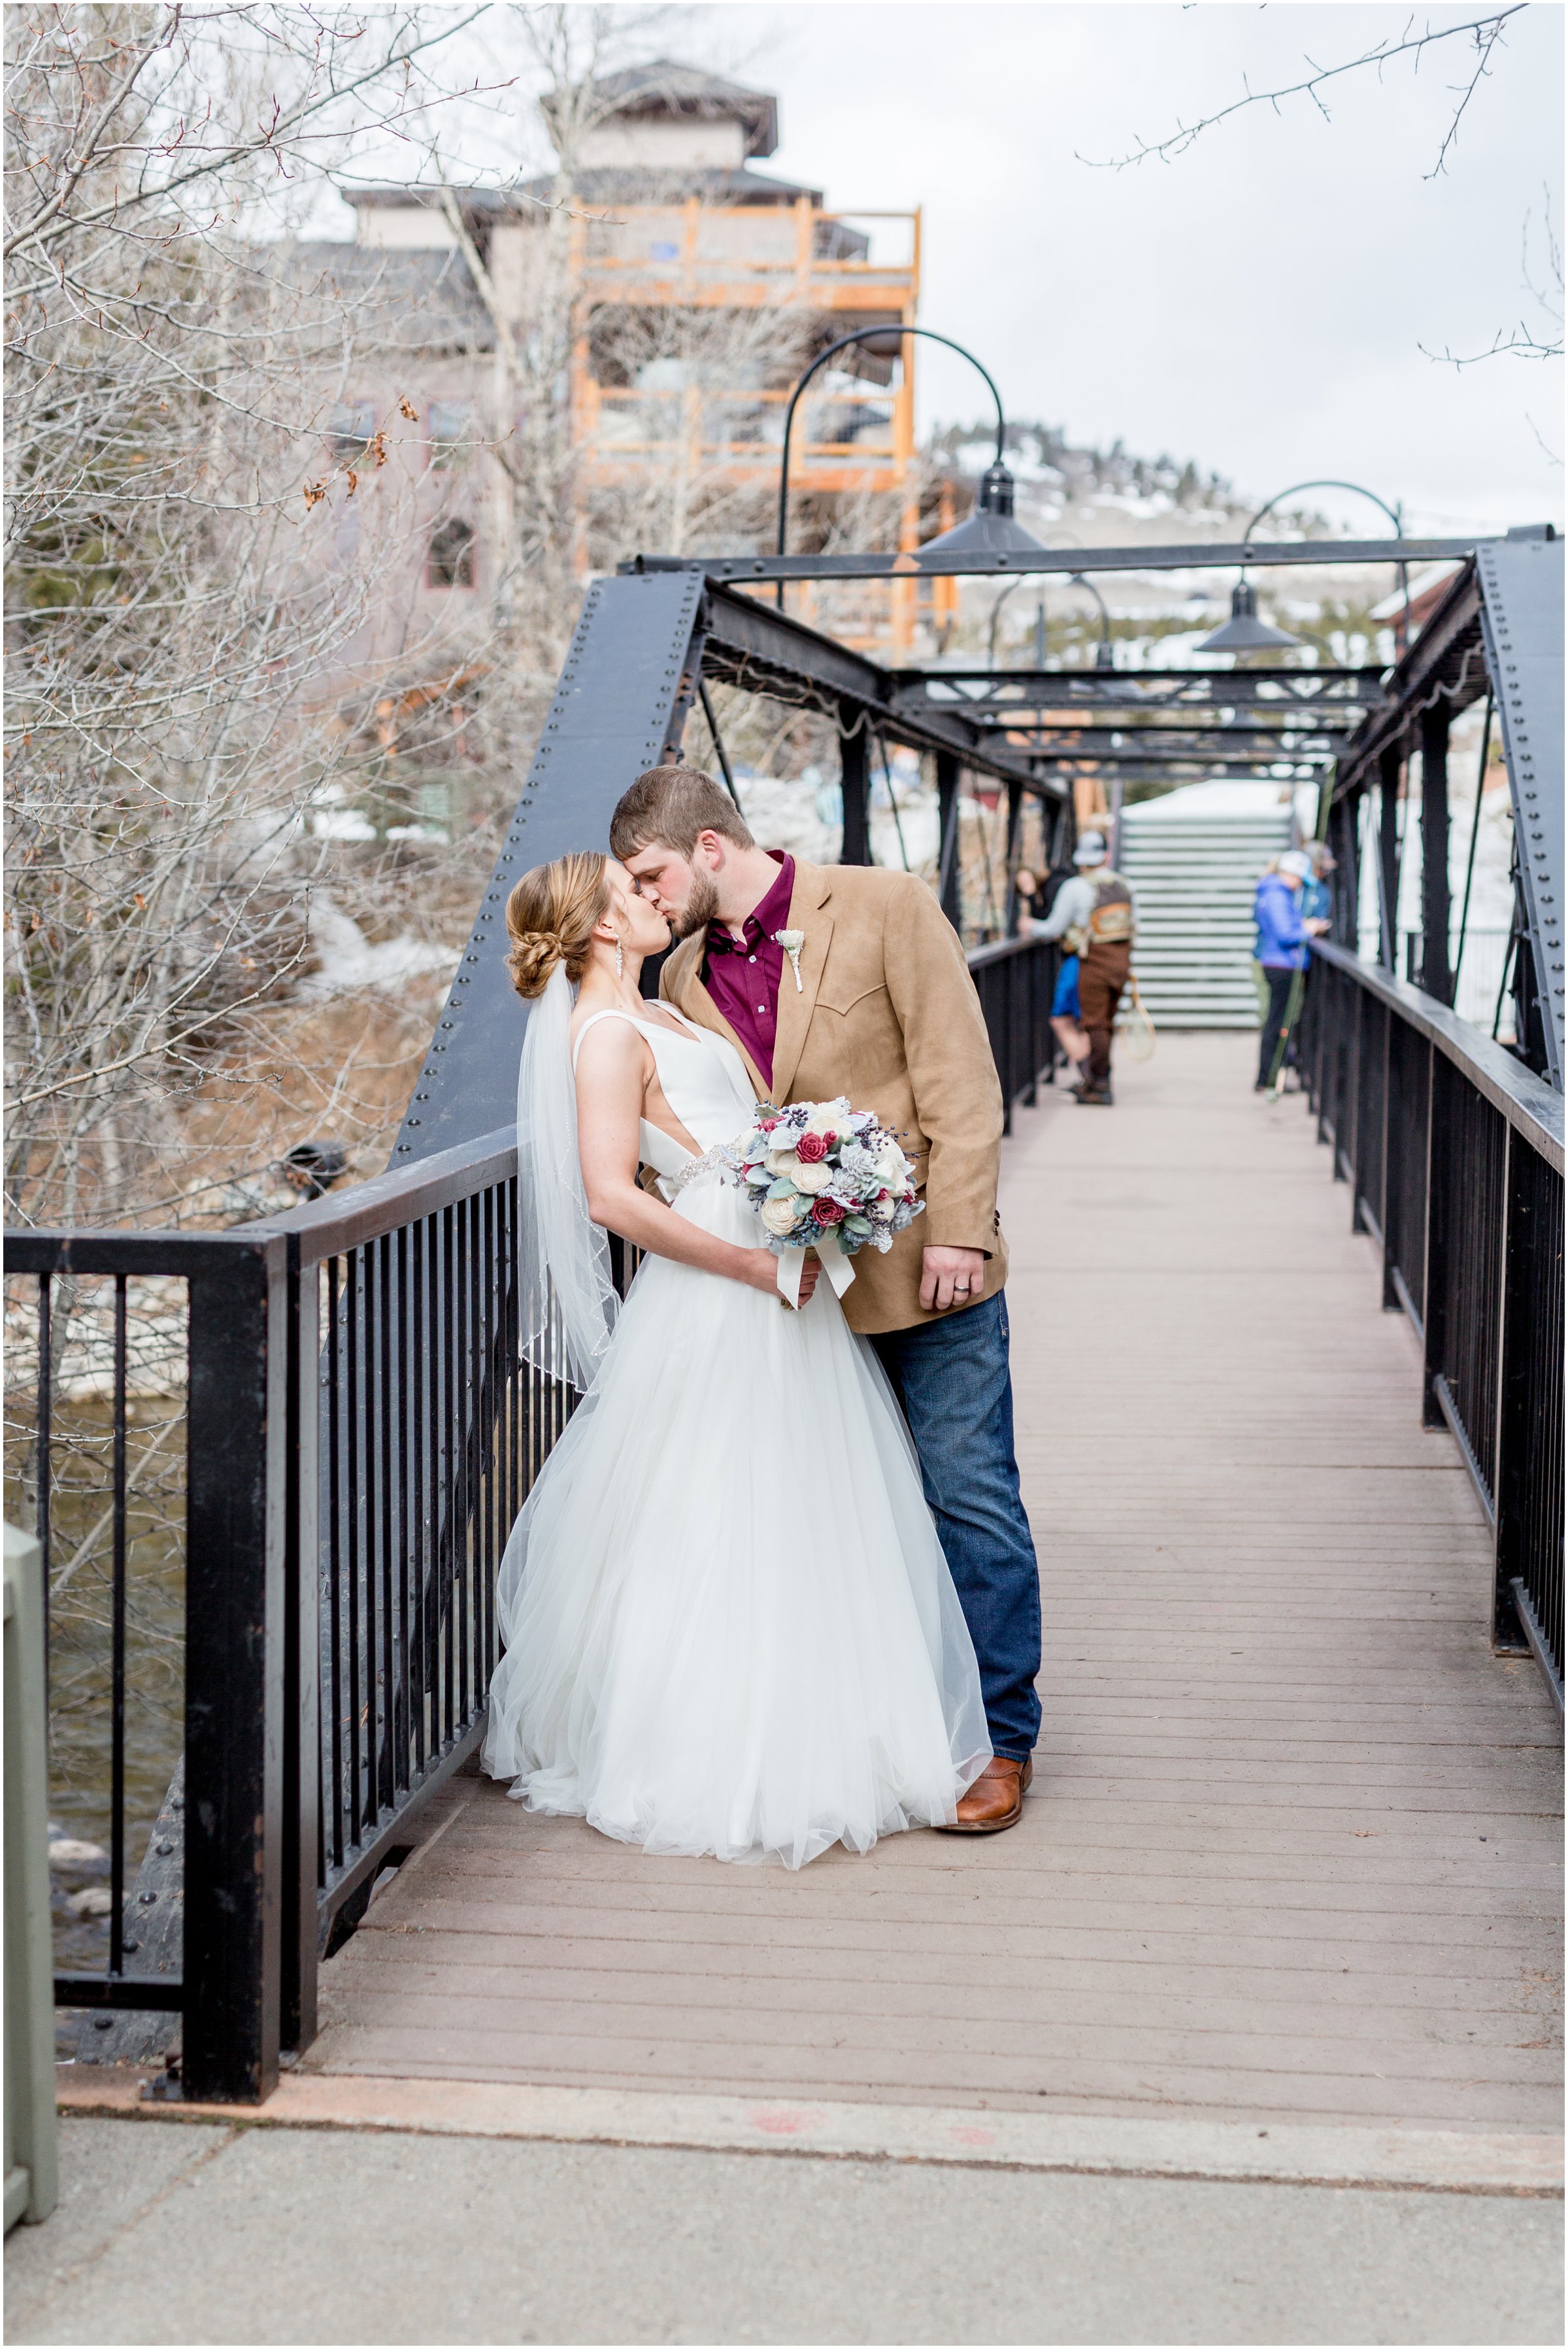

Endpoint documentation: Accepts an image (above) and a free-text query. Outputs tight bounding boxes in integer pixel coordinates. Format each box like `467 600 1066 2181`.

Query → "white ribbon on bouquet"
776 1232 857 1310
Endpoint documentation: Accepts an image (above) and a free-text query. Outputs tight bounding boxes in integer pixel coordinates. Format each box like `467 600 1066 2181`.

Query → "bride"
481 849 988 1868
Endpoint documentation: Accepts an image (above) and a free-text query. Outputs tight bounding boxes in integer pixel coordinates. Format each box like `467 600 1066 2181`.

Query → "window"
329 400 376 460
427 401 473 467
426 518 475 589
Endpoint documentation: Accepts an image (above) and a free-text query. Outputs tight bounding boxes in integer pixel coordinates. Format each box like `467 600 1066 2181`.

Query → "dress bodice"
573 1008 756 1183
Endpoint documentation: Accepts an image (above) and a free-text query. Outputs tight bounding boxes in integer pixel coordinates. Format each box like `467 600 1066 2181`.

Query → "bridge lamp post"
986 570 1116 671
775 325 1045 611
1197 479 1409 658
1205 480 1420 986
986 571 1035 670
777 327 1044 871
1071 572 1118 670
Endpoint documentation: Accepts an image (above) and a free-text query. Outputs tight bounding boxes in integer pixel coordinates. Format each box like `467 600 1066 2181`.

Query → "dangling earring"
615 938 624 979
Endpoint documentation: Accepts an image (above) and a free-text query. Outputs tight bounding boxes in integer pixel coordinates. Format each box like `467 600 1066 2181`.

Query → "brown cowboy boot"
935 1754 1033 1835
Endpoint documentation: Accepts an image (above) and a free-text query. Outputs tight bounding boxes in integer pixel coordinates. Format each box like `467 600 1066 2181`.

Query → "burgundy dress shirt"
701 853 794 1095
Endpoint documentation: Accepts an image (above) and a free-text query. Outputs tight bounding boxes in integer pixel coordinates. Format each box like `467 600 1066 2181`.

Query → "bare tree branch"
1420 185 1564 362
1076 7 1526 172
6 7 499 260
1420 318 1563 363
4 3 508 1232
0 12 174 257
1524 411 1563 464
1425 5 1516 175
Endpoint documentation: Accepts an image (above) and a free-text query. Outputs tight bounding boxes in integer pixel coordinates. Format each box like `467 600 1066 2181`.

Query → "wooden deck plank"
325 1935 1549 2014
305 1034 1563 2133
307 2003 1563 2095
325 1961 1552 2052
431 1821 1556 1886
365 1892 1552 1961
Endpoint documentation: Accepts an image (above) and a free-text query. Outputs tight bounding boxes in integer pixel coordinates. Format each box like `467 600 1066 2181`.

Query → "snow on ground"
301 893 461 997
731 770 939 875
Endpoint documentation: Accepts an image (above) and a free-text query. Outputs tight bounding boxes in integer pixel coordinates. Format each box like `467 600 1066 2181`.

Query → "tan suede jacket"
661 859 1007 1334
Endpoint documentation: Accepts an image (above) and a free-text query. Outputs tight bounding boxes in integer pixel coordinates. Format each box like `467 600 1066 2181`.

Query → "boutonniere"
774 930 805 992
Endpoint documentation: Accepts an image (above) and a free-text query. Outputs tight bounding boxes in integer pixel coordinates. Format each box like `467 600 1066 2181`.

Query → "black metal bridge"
6 524 1561 2106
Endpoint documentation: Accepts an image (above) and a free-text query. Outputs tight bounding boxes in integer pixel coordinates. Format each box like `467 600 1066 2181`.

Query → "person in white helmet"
1033 830 1136 1104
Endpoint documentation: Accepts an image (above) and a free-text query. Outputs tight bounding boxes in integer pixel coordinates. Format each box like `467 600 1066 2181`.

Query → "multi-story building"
322 62 939 664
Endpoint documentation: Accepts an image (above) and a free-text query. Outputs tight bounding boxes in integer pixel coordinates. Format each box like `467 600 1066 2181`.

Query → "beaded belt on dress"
665 1143 731 1196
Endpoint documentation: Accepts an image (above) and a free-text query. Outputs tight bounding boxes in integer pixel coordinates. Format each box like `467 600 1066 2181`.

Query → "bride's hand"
739 1249 822 1304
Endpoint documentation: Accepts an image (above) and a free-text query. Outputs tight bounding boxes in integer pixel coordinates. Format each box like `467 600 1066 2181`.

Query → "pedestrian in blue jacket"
1255 851 1329 1092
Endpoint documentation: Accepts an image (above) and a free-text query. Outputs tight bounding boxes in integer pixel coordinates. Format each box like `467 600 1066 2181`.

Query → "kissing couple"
481 764 1042 1867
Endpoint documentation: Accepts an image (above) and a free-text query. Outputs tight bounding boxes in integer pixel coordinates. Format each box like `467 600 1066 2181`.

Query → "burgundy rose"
812 1197 846 1225
794 1130 828 1163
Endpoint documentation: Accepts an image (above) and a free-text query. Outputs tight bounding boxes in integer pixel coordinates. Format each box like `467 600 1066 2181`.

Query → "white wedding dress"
482 993 988 1868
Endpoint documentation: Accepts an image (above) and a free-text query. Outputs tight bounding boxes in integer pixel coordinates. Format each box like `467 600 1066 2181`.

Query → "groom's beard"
671 870 721 939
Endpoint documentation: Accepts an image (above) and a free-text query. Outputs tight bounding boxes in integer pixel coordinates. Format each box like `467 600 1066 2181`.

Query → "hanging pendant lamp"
918 462 1048 561
1197 577 1301 654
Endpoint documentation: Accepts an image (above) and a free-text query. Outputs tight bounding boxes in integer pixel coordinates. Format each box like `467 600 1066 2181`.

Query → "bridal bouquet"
724 1098 924 1266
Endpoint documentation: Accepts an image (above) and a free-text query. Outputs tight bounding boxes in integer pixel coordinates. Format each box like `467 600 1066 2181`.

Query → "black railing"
3 931 1060 2101
286 1131 552 2029
3 1231 284 2093
969 933 1059 1134
4 1133 567 2099
1300 941 1565 1709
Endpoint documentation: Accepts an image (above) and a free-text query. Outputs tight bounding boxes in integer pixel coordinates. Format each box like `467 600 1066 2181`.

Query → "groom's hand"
921 1246 986 1314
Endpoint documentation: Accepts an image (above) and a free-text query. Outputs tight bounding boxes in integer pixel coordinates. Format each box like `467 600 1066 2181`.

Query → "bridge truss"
7 520 1561 2108
397 526 1561 1171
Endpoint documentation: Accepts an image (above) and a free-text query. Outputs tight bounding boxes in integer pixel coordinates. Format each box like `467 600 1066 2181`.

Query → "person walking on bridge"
1033 830 1136 1104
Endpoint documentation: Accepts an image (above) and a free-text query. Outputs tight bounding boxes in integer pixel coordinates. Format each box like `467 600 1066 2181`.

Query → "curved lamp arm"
1069 571 1113 649
987 566 1110 672
987 571 1033 669
1243 478 1409 654
776 326 1007 606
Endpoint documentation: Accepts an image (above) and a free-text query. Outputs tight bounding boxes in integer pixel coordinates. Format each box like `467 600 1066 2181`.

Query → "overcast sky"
682 0 1563 534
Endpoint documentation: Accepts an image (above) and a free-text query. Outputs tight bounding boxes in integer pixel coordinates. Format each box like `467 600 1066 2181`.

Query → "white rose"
792 1162 831 1194
760 1196 800 1236
767 1149 800 1178
804 1101 847 1136
875 1146 910 1187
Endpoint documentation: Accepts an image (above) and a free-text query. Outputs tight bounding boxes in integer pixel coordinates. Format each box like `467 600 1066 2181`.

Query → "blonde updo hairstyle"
505 851 614 1000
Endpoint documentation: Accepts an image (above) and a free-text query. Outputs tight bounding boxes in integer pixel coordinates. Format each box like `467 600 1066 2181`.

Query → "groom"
610 765 1041 1833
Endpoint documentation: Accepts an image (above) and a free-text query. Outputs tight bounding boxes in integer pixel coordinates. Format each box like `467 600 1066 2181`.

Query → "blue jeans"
871 1291 1041 1759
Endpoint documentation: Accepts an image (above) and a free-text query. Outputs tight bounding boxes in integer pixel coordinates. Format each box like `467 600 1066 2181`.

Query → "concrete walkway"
8 2111 1562 2344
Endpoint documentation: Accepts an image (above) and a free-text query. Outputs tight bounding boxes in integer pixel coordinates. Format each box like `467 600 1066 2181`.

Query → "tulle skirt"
482 1172 990 1868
